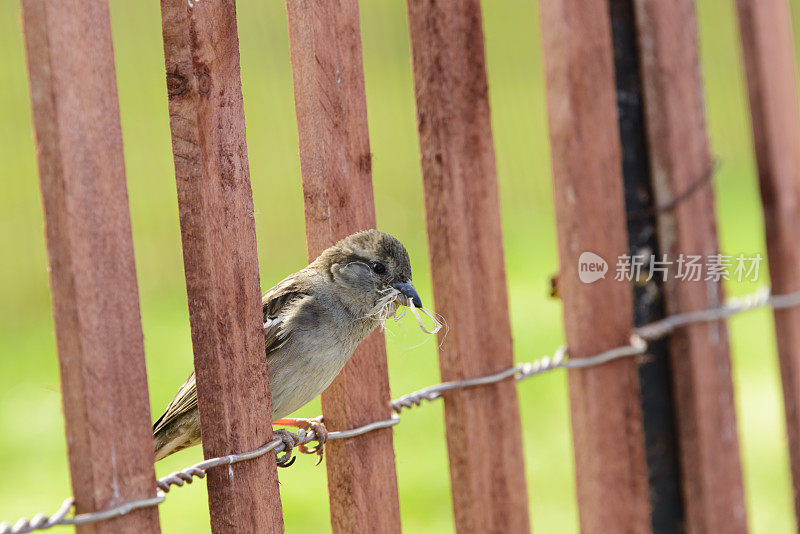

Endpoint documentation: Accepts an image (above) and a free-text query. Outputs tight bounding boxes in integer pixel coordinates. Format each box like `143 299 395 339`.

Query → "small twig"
626 159 719 222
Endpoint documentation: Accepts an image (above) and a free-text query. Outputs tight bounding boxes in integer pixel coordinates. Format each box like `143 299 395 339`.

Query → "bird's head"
314 229 422 323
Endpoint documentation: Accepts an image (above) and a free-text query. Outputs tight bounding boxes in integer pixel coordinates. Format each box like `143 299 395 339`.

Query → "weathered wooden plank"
405 1 531 532
20 1 161 532
634 0 747 531
609 0 685 531
159 1 283 531
285 1 401 532
735 0 800 521
539 0 651 532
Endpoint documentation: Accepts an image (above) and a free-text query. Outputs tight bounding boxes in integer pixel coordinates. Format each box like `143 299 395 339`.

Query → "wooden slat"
735 0 800 521
20 1 161 532
404 2 531 532
633 1 748 531
538 0 651 532
610 0 686 530
285 1 401 532
159 1 283 531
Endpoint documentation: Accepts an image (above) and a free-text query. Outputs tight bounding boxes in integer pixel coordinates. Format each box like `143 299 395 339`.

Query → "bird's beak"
392 281 422 308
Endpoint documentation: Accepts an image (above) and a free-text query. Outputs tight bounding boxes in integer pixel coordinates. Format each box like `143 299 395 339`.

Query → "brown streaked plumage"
153 230 421 461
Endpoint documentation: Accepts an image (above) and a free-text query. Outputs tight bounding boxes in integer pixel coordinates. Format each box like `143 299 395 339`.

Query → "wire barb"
3 285 800 534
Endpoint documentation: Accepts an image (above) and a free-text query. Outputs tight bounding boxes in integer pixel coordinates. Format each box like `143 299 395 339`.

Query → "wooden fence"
16 0 800 532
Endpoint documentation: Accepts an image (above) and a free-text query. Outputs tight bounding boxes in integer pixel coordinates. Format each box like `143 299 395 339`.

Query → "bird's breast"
266 334 358 421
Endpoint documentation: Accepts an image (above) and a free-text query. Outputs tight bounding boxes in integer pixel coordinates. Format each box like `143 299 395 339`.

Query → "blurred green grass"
0 1 798 532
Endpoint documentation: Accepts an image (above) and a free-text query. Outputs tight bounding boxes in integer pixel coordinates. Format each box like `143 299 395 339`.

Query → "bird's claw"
273 429 298 468
273 417 327 466
297 418 328 466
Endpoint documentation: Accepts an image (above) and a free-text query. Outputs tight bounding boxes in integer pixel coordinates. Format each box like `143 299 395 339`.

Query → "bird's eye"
371 262 386 274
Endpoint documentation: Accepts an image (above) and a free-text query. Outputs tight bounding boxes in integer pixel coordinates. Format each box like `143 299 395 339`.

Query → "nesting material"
368 287 404 326
408 301 442 334
368 287 444 349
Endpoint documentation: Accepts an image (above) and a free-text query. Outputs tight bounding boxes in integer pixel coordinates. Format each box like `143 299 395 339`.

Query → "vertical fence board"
20 1 161 532
609 0 685 531
736 0 800 522
634 1 748 531
285 2 402 532
405 2 531 532
539 0 651 532
160 1 284 531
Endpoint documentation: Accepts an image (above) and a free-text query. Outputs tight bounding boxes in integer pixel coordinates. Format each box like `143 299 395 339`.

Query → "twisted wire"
4 286 800 534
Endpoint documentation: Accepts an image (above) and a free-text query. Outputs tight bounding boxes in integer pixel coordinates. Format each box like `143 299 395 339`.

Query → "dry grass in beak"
367 287 403 329
408 301 443 334
371 288 446 349
386 301 447 351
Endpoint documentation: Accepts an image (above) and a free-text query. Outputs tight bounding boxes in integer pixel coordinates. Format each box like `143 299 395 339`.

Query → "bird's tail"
152 409 202 462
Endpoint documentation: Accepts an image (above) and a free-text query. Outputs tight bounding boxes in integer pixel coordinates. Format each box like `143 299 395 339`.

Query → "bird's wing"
153 277 307 434
152 371 196 435
261 276 306 356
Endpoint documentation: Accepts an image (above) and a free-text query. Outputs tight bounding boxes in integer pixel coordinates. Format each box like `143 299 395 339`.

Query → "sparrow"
153 229 422 462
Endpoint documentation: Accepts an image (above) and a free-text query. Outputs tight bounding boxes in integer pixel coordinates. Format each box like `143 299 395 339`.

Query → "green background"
0 1 797 532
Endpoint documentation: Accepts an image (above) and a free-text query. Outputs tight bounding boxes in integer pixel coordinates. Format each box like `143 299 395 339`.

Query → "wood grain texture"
285 1 401 532
735 0 800 521
405 1 530 532
20 1 160 532
159 1 283 531
539 0 651 532
609 0 686 529
634 0 747 531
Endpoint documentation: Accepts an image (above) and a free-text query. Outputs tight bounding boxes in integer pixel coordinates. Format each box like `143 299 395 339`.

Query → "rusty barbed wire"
3 285 800 534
